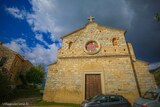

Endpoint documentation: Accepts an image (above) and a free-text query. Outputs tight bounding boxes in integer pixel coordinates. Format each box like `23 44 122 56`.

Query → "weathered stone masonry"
43 21 156 103
0 43 33 85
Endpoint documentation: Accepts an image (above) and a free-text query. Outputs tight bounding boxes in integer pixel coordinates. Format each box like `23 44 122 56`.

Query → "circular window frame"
84 40 101 55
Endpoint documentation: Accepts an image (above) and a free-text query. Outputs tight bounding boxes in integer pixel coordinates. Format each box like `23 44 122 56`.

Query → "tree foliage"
154 13 160 22
26 65 45 85
154 68 160 80
151 67 160 87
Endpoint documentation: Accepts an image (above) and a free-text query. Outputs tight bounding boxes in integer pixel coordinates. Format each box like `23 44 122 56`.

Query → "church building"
43 17 156 103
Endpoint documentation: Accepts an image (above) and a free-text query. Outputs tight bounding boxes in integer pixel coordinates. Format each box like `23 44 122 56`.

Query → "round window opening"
84 40 101 55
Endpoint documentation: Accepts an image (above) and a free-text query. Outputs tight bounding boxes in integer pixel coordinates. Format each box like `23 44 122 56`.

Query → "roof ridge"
1 45 24 60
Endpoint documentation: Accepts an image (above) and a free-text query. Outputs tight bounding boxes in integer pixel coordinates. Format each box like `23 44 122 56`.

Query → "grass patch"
32 100 80 107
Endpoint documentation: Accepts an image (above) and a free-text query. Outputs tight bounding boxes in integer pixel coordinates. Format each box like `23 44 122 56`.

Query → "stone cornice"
58 54 130 59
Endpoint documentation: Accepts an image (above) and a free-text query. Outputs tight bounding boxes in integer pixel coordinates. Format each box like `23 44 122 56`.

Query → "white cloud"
6 7 26 20
4 38 58 66
5 1 62 66
4 38 29 53
26 0 64 36
6 0 64 39
24 44 58 66
35 34 49 46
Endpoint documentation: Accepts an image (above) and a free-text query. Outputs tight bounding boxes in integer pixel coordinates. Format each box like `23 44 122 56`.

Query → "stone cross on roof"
88 16 95 22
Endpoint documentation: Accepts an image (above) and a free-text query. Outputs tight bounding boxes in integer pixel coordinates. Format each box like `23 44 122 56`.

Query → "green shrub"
26 65 45 86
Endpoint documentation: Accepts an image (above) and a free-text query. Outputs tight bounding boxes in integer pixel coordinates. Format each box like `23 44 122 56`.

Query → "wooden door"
85 74 102 99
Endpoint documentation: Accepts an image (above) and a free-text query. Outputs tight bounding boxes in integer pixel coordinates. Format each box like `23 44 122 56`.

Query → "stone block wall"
44 56 140 103
59 22 128 58
10 55 24 85
134 60 157 95
127 42 157 95
0 45 16 71
22 60 33 71
0 44 33 85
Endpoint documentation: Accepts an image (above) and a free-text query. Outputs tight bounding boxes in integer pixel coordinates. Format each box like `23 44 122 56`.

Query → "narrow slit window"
68 42 73 49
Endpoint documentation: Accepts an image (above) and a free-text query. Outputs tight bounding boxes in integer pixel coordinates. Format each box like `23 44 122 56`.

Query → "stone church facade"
43 18 156 103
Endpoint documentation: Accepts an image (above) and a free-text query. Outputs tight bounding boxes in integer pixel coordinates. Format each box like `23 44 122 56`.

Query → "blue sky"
0 0 160 68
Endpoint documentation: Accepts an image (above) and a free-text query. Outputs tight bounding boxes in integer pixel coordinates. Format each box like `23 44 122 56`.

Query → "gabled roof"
61 22 126 39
